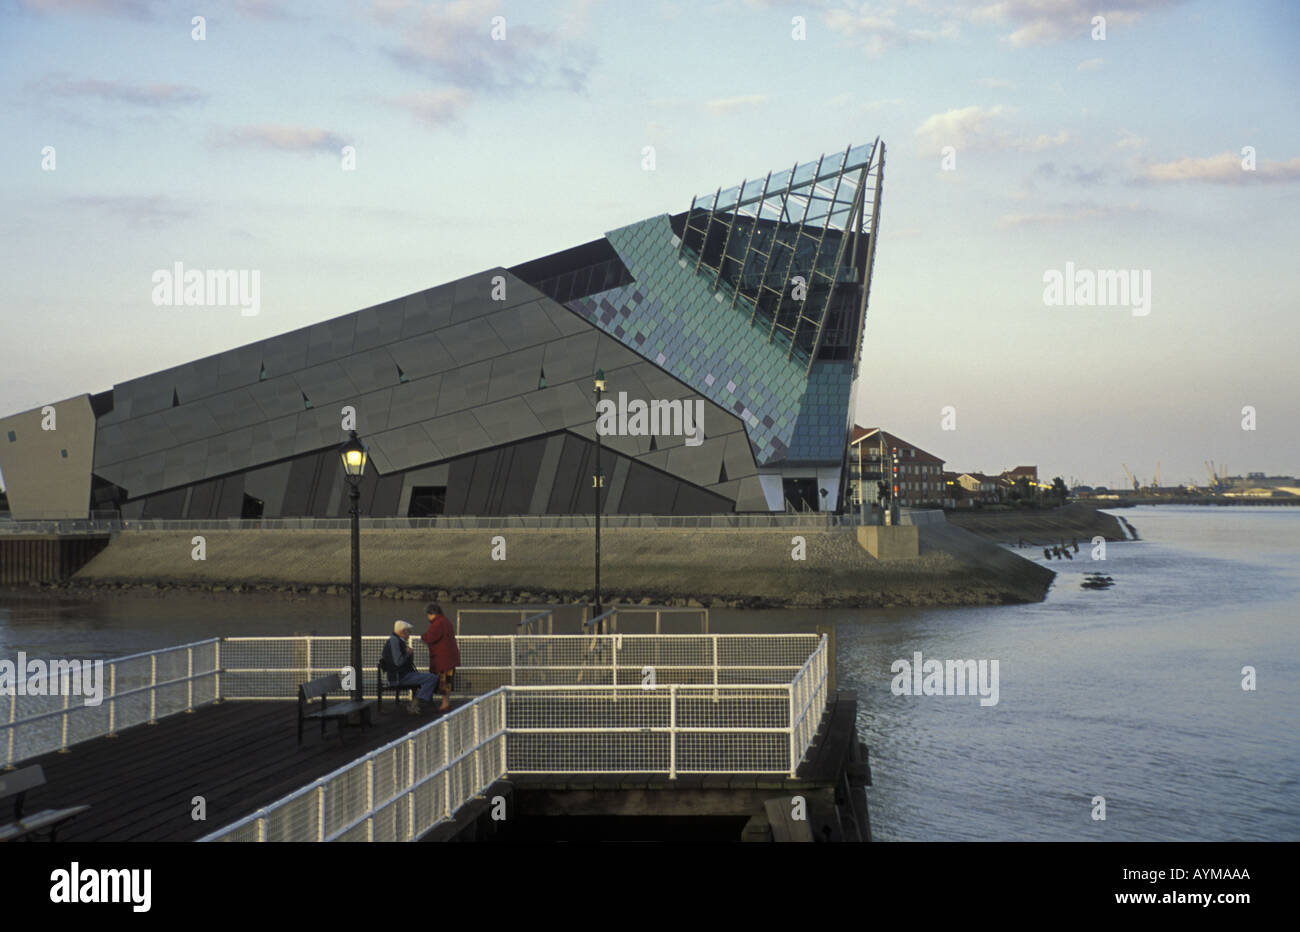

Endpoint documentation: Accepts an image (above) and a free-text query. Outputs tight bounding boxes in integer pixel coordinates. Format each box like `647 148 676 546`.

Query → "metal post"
509 638 517 687
668 684 678 780
594 377 603 619
788 683 798 778
60 688 70 751
7 692 15 767
366 758 375 842
473 704 481 791
711 636 719 703
349 482 363 703
148 654 157 723
186 646 194 712
107 664 117 736
214 639 221 702
317 784 326 842
442 719 451 820
407 737 416 840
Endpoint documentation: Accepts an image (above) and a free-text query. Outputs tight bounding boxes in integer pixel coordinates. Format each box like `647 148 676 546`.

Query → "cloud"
998 202 1130 228
15 0 159 19
703 94 768 114
65 195 193 228
29 75 205 107
977 77 1016 89
1115 130 1146 150
968 0 1184 46
376 0 593 94
1035 162 1106 186
1137 152 1300 184
1077 57 1104 71
824 4 960 55
387 89 473 127
215 125 349 153
914 106 1070 154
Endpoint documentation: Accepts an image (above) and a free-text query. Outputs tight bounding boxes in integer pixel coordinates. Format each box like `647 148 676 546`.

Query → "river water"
1 506 1296 841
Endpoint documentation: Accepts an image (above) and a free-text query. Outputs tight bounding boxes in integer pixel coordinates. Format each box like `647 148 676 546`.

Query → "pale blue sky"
2 0 1297 489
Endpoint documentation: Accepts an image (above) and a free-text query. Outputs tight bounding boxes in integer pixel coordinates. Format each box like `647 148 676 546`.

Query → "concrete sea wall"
64 524 1055 609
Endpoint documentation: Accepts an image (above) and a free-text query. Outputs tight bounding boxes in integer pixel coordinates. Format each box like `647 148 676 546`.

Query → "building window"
61 449 68 458
6 431 14 442
408 486 447 517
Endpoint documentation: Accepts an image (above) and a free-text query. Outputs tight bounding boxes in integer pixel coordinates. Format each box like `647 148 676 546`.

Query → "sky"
1 0 1298 491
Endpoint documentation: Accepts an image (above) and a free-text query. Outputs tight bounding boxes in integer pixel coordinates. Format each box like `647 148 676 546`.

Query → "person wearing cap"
420 603 460 713
382 620 438 713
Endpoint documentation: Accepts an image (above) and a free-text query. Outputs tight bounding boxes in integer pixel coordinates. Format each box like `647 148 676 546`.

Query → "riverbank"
945 503 1131 546
42 524 1055 609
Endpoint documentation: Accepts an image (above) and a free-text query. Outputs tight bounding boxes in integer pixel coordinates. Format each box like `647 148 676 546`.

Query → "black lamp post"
593 369 605 620
340 430 368 703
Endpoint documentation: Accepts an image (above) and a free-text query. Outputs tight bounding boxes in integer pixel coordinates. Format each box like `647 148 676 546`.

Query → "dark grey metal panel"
292 361 360 408
216 473 246 517
540 332 600 387
486 345 547 403
522 382 590 432
337 347 400 394
537 297 594 337
351 299 406 354
281 454 318 515
247 377 306 420
423 409 490 459
473 396 545 447
666 436 725 488
485 301 564 352
215 342 266 393
387 374 442 431
527 433 565 513
434 318 509 367
187 479 218 518
373 422 442 472
244 461 291 516
433 361 491 416
350 387 393 435
370 473 403 516
386 330 457 381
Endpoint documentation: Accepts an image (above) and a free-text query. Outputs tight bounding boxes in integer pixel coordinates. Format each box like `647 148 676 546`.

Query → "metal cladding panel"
187 479 218 518
263 413 301 462
665 436 726 488
293 408 343 455
281 454 319 515
216 342 267 393
409 286 457 336
434 318 509 367
207 387 265 433
370 473 404 516
473 396 546 446
386 330 457 381
783 360 854 462
722 431 759 480
217 473 247 517
386 374 443 431
539 300 594 337
292 361 360 408
176 355 223 404
351 299 407 354
541 332 600 386
338 347 401 394
735 474 768 511
372 422 441 473
484 300 564 351
244 461 291 515
350 387 394 435
424 409 491 460
247 377 307 420
568 214 817 467
433 361 491 416
159 403 222 447
486 345 547 402
522 381 590 432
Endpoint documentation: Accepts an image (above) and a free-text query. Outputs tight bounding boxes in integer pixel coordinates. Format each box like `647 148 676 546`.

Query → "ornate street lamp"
593 369 605 620
340 430 368 703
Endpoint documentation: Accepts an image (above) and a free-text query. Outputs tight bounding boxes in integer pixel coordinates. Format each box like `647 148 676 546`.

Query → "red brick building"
847 427 947 508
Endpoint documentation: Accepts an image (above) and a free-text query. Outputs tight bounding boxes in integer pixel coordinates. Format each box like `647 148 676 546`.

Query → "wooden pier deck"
11 700 439 842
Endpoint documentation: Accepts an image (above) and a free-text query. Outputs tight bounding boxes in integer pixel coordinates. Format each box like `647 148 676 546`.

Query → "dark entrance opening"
408 486 447 517
782 478 819 512
241 494 264 519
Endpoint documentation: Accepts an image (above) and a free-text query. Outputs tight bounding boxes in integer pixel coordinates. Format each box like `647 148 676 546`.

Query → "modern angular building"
0 141 884 519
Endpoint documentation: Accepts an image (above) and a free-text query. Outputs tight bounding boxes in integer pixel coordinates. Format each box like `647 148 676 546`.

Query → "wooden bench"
376 662 421 714
297 673 374 747
0 764 90 842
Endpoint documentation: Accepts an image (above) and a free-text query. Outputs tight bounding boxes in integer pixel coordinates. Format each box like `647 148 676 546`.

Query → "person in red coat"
421 603 460 712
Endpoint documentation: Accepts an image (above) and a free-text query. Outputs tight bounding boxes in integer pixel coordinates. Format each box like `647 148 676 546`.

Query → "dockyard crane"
1122 463 1140 492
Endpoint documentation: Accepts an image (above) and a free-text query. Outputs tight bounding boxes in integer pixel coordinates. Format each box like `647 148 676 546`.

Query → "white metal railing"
2 638 220 767
216 634 819 699
200 690 507 842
